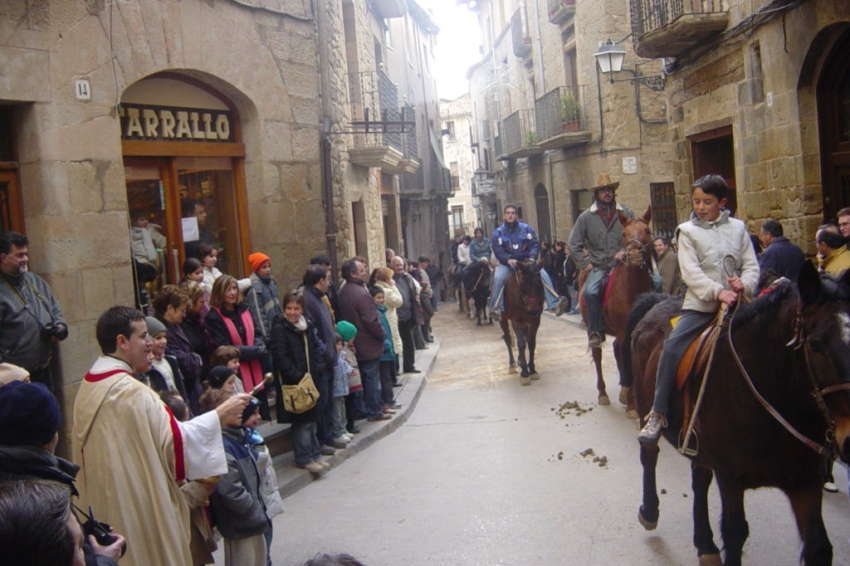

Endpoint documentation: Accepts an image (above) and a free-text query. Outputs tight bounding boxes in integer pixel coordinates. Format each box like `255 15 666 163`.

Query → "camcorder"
73 504 127 557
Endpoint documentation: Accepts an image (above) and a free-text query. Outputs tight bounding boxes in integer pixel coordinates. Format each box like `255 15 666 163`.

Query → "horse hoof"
618 387 629 406
625 409 638 419
698 554 722 566
638 509 658 531
509 367 518 375
520 376 531 386
598 395 611 406
529 372 540 380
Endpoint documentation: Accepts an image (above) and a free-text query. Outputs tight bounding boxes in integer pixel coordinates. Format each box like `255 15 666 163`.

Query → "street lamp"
593 38 665 92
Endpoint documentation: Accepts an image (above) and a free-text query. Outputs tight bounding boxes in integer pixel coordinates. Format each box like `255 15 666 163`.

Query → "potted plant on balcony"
525 130 537 146
560 90 582 133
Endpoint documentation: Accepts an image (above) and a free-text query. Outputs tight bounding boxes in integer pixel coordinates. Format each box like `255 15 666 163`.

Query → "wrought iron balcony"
630 0 729 59
547 0 575 25
511 7 532 58
347 70 404 169
501 109 543 160
534 86 592 150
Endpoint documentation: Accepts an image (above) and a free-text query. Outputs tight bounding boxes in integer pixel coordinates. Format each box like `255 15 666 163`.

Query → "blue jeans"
582 268 607 334
291 421 320 466
489 264 560 311
357 357 383 419
652 310 715 415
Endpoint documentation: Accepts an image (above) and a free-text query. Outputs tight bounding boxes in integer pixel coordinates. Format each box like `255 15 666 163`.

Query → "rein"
727 298 850 459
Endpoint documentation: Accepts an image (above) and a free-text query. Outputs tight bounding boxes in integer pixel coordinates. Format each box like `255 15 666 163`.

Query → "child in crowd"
207 391 271 566
198 243 223 294
210 345 244 392
336 321 365 435
161 390 218 565
144 317 190 403
243 398 284 566
331 334 354 444
370 287 401 415
182 258 211 321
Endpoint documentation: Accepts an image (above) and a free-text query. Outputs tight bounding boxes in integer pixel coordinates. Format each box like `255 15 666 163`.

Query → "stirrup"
678 427 699 456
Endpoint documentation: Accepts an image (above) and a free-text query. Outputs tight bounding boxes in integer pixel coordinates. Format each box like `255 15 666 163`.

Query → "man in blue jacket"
488 204 569 319
757 219 806 282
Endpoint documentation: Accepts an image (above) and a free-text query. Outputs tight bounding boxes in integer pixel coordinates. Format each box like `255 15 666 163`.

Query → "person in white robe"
73 306 250 566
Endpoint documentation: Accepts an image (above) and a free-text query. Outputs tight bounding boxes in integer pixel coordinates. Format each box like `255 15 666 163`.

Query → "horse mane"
731 280 797 330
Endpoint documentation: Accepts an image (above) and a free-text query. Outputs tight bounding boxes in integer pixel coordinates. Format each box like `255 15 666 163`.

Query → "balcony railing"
511 7 532 58
533 86 592 150
630 0 729 59
502 109 543 159
547 0 576 25
347 70 405 169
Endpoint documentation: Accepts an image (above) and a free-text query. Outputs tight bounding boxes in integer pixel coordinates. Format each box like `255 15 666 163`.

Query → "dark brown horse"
500 259 543 385
462 260 493 326
629 264 850 566
577 207 652 408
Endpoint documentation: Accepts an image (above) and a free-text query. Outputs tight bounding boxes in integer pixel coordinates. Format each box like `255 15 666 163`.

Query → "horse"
629 263 850 566
462 260 493 326
577 207 653 408
500 259 544 385
449 263 467 313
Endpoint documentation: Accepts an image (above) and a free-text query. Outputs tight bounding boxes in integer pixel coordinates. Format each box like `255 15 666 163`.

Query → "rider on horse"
567 173 636 349
637 174 759 443
488 204 569 320
469 227 492 263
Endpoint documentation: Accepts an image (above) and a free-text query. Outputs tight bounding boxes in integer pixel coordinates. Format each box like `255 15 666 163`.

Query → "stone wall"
0 0 323 447
664 0 850 254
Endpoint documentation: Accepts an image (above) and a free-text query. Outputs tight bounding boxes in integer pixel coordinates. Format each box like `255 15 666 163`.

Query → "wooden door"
818 29 850 221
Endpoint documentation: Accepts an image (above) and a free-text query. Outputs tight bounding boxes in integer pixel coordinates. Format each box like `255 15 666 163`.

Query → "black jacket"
269 315 326 424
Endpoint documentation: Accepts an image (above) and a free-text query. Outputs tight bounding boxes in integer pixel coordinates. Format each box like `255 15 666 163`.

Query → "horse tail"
622 293 670 388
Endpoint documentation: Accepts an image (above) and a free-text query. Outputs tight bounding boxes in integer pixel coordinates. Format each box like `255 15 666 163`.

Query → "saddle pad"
675 318 722 391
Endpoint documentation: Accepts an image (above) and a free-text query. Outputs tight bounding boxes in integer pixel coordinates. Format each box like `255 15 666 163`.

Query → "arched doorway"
534 183 552 242
817 28 850 221
120 74 251 307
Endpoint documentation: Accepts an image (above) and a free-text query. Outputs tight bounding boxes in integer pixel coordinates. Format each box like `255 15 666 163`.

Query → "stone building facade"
465 0 673 243
441 95 482 237
0 0 450 444
0 0 322 422
633 0 850 254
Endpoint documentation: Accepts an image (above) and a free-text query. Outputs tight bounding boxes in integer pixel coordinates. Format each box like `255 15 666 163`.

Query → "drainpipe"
317 0 338 276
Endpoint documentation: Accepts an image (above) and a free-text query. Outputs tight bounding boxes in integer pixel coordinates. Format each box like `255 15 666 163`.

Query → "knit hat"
336 320 357 342
249 252 271 273
207 366 237 389
0 381 61 447
145 317 167 337
242 397 261 424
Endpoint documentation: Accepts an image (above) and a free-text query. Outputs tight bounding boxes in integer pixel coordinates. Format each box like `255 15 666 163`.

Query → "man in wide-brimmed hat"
568 173 634 348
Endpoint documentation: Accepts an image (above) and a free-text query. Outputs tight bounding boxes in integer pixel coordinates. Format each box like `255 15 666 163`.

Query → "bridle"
727 298 850 459
619 221 652 269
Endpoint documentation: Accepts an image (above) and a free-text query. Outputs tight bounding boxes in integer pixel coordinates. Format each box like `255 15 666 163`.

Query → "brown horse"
629 264 850 566
577 207 652 407
500 259 543 385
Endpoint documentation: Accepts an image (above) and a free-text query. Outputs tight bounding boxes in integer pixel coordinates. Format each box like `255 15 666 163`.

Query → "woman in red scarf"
205 275 269 418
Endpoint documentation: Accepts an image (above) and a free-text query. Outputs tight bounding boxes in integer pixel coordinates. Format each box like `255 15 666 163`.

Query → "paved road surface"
269 307 850 566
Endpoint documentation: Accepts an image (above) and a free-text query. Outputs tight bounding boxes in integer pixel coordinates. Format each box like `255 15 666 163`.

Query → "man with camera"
0 231 68 388
0 380 126 565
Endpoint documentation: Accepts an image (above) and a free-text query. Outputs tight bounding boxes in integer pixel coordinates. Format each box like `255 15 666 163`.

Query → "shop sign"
119 104 232 142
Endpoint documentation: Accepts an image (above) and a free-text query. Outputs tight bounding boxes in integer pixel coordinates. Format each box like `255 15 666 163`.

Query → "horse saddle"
674 309 727 391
